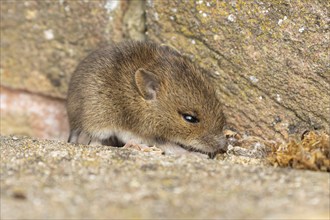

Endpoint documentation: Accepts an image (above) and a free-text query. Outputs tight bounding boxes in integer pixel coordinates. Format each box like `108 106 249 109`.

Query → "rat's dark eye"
182 113 199 123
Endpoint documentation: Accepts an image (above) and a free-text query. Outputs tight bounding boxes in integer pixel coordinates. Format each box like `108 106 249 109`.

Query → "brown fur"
67 41 226 154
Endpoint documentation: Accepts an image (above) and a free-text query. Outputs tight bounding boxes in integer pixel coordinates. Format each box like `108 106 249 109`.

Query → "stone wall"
146 0 329 142
1 0 329 142
0 0 145 140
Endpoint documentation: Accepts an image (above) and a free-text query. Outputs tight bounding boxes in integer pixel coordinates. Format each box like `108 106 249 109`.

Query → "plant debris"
267 131 330 172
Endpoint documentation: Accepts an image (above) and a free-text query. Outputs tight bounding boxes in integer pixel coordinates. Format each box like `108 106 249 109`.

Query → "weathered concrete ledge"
1 136 329 219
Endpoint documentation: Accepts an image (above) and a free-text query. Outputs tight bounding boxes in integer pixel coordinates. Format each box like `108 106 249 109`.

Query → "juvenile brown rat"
67 41 227 156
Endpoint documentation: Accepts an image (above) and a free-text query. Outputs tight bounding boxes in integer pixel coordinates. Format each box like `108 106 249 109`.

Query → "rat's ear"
135 68 160 100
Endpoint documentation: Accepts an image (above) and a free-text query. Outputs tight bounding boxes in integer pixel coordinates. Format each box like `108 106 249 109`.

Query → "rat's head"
134 49 227 154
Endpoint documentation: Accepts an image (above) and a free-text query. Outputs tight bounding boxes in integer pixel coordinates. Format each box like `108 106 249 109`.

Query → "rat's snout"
192 134 228 153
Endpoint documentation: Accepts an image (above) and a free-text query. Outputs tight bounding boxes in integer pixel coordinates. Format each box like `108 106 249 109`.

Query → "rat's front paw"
123 141 164 154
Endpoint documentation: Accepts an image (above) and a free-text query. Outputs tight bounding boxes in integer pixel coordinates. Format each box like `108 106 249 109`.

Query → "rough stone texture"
146 0 330 142
0 136 329 219
0 0 145 98
0 86 69 140
0 0 145 139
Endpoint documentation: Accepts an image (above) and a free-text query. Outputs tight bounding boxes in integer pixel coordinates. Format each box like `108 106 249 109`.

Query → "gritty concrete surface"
0 136 329 219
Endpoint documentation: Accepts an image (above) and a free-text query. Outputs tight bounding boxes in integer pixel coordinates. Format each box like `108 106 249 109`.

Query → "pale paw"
123 142 164 155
